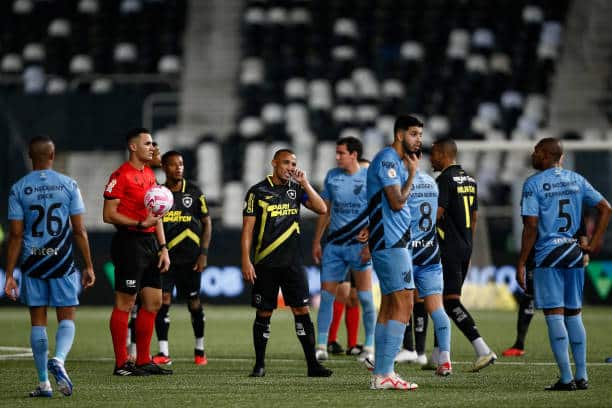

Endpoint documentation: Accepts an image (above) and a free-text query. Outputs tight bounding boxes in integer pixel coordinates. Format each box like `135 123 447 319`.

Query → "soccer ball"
144 185 174 217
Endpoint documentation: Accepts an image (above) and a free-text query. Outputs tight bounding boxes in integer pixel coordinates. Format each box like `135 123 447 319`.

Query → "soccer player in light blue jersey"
4 136 95 397
365 115 421 390
402 169 453 376
517 138 611 391
313 137 376 363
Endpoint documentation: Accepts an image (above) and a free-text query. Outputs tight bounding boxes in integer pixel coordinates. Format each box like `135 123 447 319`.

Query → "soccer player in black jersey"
147 151 212 366
241 149 332 378
428 138 496 372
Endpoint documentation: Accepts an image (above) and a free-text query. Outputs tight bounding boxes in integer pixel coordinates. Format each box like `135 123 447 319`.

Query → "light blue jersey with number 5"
521 167 602 268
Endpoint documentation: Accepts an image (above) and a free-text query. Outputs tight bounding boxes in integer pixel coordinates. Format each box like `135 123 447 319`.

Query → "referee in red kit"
103 128 171 376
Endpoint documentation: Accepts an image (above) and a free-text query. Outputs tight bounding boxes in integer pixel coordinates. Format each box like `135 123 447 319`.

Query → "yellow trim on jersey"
254 200 269 257
437 227 445 240
266 175 274 187
255 221 300 264
167 229 201 250
200 195 208 214
181 179 186 193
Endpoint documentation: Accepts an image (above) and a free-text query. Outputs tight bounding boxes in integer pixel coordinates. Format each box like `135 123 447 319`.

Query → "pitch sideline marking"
0 346 32 360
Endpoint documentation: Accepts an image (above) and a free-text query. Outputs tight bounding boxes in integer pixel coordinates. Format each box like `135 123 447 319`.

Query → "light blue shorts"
413 263 443 298
533 267 583 310
372 247 414 295
21 272 80 307
321 243 372 283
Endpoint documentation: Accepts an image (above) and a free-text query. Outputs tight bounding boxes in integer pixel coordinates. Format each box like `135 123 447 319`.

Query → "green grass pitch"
1 305 611 407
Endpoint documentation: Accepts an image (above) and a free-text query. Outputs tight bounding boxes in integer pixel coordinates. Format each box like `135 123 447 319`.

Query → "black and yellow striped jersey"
243 176 307 267
162 179 209 262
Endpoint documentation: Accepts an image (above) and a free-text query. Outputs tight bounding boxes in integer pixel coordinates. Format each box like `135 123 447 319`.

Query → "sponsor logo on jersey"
30 247 59 256
162 210 192 222
267 203 298 217
105 179 117 193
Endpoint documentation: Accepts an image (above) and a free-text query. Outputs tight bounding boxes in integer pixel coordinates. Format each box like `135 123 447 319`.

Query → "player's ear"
558 153 564 166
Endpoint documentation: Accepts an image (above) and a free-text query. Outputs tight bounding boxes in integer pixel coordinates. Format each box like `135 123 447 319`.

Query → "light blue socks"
31 326 49 382
55 320 76 363
373 322 386 375
382 320 406 375
358 291 376 348
565 314 587 381
545 314 573 383
316 290 335 346
431 307 451 352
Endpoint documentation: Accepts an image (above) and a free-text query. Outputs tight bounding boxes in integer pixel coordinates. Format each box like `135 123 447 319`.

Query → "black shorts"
252 264 310 310
161 263 201 299
111 231 161 295
441 256 470 296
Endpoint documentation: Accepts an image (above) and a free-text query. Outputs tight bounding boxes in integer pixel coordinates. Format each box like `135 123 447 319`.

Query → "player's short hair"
432 137 457 157
337 136 363 158
29 135 54 147
273 148 295 160
538 137 563 162
161 150 182 166
125 127 150 144
393 114 423 136
28 135 55 161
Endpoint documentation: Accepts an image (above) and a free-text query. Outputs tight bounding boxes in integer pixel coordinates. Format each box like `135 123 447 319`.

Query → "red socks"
328 300 345 343
110 308 129 367
135 308 157 366
346 304 360 348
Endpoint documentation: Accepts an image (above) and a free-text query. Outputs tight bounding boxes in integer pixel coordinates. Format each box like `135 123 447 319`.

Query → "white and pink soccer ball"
144 185 174 217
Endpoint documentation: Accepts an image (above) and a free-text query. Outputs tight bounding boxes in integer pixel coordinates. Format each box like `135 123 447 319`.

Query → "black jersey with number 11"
436 165 478 260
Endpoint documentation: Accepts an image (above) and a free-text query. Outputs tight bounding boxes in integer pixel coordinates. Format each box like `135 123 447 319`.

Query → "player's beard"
402 139 420 158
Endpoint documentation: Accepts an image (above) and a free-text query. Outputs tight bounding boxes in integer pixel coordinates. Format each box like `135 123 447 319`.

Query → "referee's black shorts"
161 262 202 300
441 256 470 296
252 264 310 310
111 230 161 294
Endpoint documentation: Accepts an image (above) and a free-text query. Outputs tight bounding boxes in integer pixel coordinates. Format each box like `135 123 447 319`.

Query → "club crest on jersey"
388 168 397 178
182 195 193 208
24 186 33 195
287 189 296 200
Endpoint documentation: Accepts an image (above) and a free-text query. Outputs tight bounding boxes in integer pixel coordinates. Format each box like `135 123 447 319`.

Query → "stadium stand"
229 0 574 207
